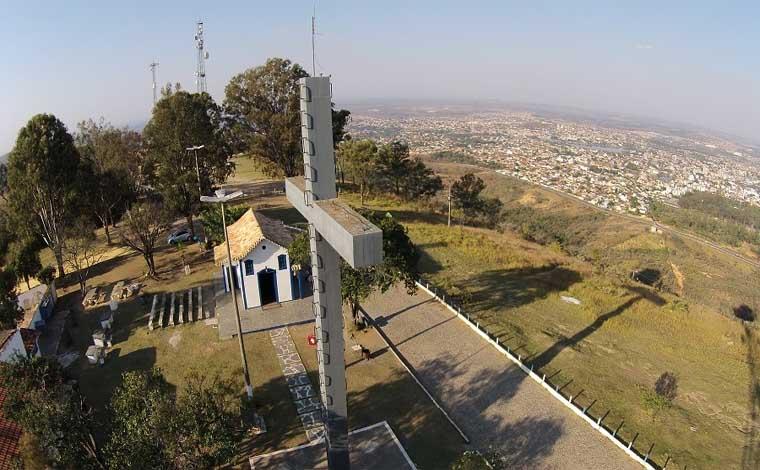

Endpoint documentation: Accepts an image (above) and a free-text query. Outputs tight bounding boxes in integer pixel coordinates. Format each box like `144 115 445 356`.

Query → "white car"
167 229 192 245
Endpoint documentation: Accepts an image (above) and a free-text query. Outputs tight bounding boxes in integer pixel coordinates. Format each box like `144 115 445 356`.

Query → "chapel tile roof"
213 209 294 266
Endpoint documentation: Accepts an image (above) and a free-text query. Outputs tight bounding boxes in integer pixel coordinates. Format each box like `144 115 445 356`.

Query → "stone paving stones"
188 288 194 322
270 327 325 442
168 292 175 327
198 286 205 319
178 291 185 325
147 288 209 330
157 293 166 327
148 295 158 331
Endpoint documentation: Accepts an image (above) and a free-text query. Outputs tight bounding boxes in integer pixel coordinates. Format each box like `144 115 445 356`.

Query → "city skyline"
2 1 759 152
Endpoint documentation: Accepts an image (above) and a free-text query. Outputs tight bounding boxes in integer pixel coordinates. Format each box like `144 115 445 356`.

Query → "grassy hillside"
345 162 760 469
184 156 760 467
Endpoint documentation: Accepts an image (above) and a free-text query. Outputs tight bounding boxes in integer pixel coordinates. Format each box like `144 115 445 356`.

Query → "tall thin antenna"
194 21 208 93
149 61 160 105
311 5 317 76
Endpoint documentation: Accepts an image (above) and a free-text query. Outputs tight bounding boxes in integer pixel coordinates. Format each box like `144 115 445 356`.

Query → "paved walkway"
250 421 415 470
362 285 640 470
269 327 325 442
216 288 313 339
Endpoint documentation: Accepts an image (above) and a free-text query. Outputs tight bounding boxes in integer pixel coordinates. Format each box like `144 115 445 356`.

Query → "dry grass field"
337 159 760 469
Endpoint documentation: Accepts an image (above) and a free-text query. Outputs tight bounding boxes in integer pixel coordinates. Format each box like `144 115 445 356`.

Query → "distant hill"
0 152 8 164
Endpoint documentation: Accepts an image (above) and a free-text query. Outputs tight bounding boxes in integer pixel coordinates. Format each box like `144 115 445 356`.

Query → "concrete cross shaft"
286 76 383 469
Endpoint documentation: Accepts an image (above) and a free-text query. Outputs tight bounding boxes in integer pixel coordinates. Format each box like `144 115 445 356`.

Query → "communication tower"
194 21 209 93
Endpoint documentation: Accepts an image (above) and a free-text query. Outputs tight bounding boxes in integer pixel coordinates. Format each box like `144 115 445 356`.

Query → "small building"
214 209 308 309
0 330 25 363
0 328 40 364
18 283 56 330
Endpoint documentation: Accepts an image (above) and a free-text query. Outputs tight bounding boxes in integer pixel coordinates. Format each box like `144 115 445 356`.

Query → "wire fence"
416 276 678 470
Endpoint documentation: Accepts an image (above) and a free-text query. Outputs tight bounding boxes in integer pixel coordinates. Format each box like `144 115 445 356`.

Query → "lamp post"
200 189 253 398
187 145 205 195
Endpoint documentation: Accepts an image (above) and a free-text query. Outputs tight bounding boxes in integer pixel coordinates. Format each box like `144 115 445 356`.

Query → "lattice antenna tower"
194 21 209 93
149 61 159 105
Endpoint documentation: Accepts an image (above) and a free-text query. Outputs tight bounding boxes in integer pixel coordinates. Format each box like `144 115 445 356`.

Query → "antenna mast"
149 61 159 105
311 5 316 76
194 21 208 93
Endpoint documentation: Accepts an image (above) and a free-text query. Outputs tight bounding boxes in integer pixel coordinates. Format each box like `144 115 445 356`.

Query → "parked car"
167 229 192 245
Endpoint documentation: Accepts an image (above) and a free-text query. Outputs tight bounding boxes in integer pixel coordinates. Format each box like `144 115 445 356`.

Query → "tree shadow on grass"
416 241 446 274
231 373 308 467
466 264 583 312
77 346 158 411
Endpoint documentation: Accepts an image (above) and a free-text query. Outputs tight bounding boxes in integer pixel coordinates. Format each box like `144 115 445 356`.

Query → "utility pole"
448 185 452 227
194 21 208 93
200 190 253 398
149 61 159 105
186 145 205 194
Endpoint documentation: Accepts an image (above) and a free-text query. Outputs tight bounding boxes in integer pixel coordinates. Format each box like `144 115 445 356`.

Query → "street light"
187 145 205 195
200 189 253 398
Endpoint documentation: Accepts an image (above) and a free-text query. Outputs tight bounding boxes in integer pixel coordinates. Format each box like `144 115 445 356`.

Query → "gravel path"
362 285 641 470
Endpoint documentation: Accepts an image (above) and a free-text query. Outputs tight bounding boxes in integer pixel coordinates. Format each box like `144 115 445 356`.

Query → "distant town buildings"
350 108 760 214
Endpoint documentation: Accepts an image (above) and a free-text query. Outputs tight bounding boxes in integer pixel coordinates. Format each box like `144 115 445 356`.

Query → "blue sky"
2 1 759 152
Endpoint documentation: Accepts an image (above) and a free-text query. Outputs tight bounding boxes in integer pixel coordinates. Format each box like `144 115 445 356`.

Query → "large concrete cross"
286 76 383 469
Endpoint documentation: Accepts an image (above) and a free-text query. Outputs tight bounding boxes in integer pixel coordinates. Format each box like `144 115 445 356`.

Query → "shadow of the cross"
531 285 665 370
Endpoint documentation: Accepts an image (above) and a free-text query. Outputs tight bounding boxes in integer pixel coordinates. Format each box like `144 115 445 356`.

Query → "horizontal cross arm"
286 177 383 269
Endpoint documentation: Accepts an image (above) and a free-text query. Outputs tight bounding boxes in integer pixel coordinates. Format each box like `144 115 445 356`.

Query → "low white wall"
0 330 26 363
416 280 656 470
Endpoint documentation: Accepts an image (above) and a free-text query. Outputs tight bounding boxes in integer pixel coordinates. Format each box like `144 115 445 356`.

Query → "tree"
654 371 678 402
7 238 42 289
0 208 14 261
105 369 240 470
0 163 8 201
36 266 56 286
332 109 351 151
7 114 82 278
375 141 442 200
164 375 241 469
120 202 170 277
451 173 486 223
402 157 444 199
451 173 503 228
338 139 378 205
105 369 174 469
641 371 678 420
287 231 311 268
0 269 22 330
224 58 350 177
76 119 143 244
199 204 247 245
451 450 504 470
0 356 103 469
143 91 232 238
61 218 103 295
341 211 419 323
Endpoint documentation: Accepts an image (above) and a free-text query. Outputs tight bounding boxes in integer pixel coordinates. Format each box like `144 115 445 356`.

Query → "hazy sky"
2 1 759 152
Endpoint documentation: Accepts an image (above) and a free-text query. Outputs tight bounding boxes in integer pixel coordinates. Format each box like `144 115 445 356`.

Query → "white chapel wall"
240 240 294 308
